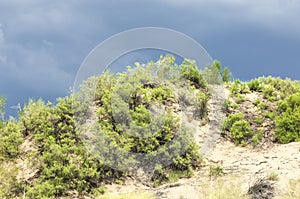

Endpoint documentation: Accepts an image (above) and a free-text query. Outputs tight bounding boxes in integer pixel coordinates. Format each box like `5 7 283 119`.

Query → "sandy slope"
104 85 300 199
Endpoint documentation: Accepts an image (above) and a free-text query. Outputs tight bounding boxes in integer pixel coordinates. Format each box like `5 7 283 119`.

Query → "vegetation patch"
0 55 213 198
223 76 300 146
1 56 300 198
275 93 300 143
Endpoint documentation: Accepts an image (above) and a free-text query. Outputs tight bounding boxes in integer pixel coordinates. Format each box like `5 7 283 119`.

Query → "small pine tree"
0 97 5 121
203 60 232 84
222 67 232 82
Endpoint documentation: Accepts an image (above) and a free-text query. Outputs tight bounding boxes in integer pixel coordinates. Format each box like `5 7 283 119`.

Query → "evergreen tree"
0 97 5 121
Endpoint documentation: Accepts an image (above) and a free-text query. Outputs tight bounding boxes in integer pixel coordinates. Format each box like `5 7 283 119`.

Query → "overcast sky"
0 0 300 116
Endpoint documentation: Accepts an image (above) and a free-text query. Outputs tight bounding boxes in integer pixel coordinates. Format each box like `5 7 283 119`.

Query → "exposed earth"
103 85 300 199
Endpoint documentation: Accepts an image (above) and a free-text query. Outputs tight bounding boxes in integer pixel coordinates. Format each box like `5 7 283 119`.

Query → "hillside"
0 55 299 199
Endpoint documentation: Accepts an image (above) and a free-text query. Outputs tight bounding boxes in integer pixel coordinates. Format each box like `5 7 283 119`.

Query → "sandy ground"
104 139 300 199
103 85 300 199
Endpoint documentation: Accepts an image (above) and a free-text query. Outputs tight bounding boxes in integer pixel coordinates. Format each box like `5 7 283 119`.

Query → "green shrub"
278 78 300 99
194 92 209 118
255 116 263 126
277 93 300 113
275 108 300 143
92 56 203 185
262 86 275 101
223 113 245 131
180 59 207 89
150 86 173 103
152 164 168 186
248 79 262 91
253 99 261 107
258 102 268 110
252 130 264 146
229 80 241 96
153 141 200 185
209 165 223 178
21 97 123 198
0 55 208 198
257 76 300 100
224 113 260 145
223 99 238 111
230 81 249 96
230 120 253 145
0 121 23 159
264 111 276 120
235 94 245 104
275 93 300 143
240 83 250 94
267 171 279 181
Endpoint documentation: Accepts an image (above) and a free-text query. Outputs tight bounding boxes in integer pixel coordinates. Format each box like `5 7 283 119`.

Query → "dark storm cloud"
0 0 299 116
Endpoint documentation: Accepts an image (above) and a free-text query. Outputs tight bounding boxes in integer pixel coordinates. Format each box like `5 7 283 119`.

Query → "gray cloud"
0 24 4 44
0 0 299 117
156 0 300 38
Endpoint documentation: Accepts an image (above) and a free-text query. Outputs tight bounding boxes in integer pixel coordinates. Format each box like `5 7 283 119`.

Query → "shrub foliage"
224 76 300 146
0 55 207 198
275 93 300 143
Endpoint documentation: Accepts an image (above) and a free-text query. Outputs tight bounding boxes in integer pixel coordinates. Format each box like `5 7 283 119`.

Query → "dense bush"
225 76 300 146
223 113 245 131
230 120 253 145
248 79 262 91
246 76 300 102
262 86 277 102
180 59 207 89
152 139 200 185
0 55 209 197
275 93 300 143
92 57 203 183
223 113 254 145
223 99 238 111
264 111 276 120
258 76 300 100
19 97 122 198
230 80 250 97
0 120 23 159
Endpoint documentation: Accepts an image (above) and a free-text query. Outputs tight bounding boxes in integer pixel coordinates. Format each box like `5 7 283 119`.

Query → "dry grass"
276 179 300 199
198 177 250 199
98 191 155 199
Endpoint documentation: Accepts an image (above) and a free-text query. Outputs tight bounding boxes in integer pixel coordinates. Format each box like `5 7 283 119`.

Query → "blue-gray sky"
0 0 299 117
